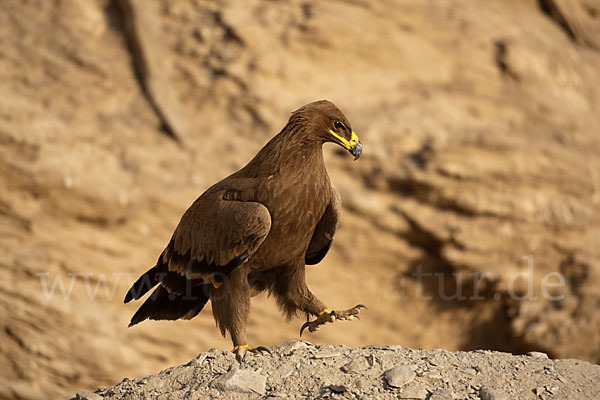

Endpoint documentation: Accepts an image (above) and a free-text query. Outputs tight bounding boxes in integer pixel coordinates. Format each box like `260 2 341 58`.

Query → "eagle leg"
299 304 367 336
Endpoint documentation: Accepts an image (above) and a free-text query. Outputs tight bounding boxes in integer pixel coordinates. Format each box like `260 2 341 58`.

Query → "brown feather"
125 100 360 348
306 187 341 265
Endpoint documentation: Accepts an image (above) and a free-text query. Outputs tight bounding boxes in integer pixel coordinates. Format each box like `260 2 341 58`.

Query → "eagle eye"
334 120 345 131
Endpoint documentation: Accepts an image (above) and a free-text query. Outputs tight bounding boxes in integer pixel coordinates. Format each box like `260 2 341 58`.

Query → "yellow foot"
232 344 271 361
333 304 367 321
299 304 367 336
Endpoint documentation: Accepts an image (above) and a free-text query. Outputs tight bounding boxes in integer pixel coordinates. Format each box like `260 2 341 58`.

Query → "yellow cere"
329 130 360 149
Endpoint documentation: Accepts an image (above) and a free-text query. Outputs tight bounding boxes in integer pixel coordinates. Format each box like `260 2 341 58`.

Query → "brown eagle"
124 100 365 357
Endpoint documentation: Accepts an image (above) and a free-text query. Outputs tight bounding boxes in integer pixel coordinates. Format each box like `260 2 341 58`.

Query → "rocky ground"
75 341 600 400
2 0 600 399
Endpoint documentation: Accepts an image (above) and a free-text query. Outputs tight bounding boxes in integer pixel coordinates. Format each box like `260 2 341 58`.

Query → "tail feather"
128 284 211 327
124 264 165 303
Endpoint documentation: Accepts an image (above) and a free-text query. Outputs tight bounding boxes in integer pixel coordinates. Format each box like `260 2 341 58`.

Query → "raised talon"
333 304 367 321
300 309 337 337
300 304 367 336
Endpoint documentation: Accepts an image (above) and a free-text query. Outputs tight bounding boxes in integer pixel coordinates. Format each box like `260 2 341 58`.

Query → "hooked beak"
349 141 362 160
329 130 362 160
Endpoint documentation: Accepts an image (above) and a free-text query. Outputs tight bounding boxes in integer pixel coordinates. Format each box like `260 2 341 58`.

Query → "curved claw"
300 321 311 337
300 310 337 337
233 344 270 361
233 344 250 362
333 304 367 322
255 346 271 354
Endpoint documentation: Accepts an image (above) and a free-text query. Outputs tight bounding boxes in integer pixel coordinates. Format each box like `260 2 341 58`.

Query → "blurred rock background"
1 0 599 398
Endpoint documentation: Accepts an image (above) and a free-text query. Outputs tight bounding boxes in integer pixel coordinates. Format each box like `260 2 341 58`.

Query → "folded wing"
125 190 271 326
305 187 341 265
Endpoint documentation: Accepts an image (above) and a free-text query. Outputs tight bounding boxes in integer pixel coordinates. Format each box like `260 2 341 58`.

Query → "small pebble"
479 386 507 400
341 357 369 374
400 382 428 399
329 384 347 393
313 351 342 359
527 352 549 359
384 365 416 388
429 388 456 400
212 367 266 395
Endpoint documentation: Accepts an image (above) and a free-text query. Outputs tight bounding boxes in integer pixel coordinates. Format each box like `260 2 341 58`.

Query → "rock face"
75 341 600 400
1 0 600 399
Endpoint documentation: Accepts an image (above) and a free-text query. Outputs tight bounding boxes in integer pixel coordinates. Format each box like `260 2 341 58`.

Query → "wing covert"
166 191 271 279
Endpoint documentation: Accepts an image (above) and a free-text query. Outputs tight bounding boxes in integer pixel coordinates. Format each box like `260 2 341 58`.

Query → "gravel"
74 341 600 399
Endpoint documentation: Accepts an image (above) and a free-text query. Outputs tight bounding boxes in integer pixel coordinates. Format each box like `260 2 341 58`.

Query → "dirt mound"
74 341 600 399
2 0 600 399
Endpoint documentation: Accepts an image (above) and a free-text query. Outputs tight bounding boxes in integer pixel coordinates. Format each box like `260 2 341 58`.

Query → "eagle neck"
247 122 325 177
